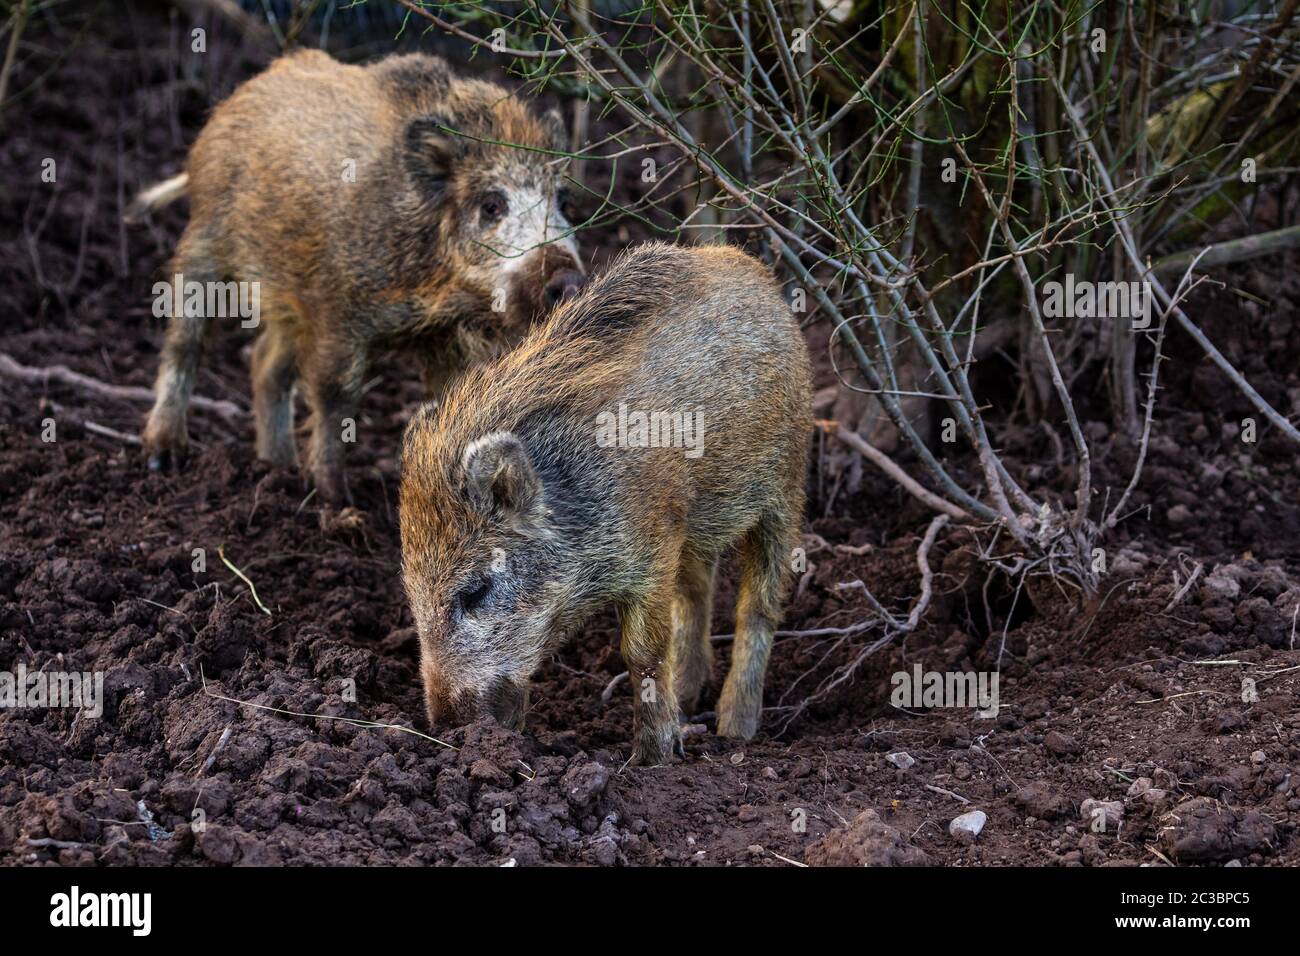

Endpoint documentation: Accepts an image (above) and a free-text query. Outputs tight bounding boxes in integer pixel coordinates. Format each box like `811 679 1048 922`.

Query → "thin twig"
217 544 273 616
817 420 971 522
200 666 456 750
0 351 244 419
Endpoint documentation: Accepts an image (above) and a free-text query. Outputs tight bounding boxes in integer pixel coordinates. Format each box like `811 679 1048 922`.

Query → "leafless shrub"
398 0 1299 627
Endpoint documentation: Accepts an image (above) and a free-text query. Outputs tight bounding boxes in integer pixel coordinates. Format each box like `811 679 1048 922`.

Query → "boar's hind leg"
251 326 298 467
671 551 718 716
717 512 795 740
302 340 368 507
621 580 684 766
141 234 218 470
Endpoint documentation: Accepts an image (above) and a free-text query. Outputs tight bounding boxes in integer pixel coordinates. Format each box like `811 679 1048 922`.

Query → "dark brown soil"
1 3 1298 867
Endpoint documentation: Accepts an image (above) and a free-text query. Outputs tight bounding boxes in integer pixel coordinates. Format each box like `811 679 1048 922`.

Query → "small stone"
729 751 746 765
1080 799 1124 832
737 804 759 823
1250 750 1267 765
1126 777 1153 800
1044 730 1081 757
886 751 915 770
761 766 779 781
949 810 987 844
1167 504 1192 525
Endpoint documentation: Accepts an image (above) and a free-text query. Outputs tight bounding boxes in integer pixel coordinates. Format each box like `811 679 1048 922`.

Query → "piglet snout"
544 269 585 307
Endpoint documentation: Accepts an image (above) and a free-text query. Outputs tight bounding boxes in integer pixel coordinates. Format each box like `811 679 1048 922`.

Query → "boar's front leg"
302 338 368 507
621 582 684 766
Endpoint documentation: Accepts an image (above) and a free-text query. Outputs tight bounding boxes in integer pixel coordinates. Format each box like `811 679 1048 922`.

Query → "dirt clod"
804 810 932 867
1160 798 1277 863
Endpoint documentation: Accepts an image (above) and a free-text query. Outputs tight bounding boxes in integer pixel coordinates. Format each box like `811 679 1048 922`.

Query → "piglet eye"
480 193 506 224
459 579 491 614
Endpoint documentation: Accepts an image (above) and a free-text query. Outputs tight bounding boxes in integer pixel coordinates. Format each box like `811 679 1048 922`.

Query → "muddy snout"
483 677 529 729
512 246 585 321
544 268 584 307
425 671 528 732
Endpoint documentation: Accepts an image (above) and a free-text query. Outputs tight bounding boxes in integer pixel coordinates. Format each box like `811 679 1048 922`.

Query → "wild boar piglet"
399 242 812 765
133 50 584 504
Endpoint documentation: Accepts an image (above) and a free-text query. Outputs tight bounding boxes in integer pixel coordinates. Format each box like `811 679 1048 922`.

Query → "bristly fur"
400 242 813 765
137 49 583 505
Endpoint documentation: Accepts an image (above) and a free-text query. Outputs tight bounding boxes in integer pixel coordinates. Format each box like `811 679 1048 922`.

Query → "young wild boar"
399 243 812 765
132 49 584 505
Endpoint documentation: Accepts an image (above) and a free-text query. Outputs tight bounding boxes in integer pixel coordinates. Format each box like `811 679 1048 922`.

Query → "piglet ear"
460 432 544 525
404 114 465 197
541 106 568 155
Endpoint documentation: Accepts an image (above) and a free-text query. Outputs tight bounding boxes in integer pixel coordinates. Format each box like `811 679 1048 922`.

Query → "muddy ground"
1 4 1298 867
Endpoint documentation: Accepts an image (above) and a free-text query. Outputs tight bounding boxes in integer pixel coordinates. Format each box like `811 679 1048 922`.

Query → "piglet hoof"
716 688 763 741
629 720 683 767
141 414 188 471
142 438 185 473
